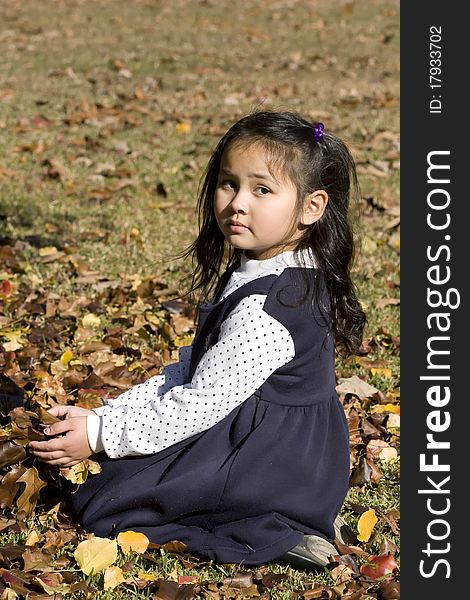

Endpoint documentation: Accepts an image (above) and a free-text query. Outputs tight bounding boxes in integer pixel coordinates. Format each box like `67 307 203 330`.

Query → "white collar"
236 248 316 277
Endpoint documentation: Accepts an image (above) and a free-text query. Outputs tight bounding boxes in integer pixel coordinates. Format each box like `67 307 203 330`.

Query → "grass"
1 0 399 597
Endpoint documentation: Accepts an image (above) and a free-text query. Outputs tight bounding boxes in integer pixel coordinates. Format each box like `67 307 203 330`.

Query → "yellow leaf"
370 368 392 378
357 508 378 542
117 530 150 554
38 246 59 257
2 330 28 351
103 565 126 590
60 459 102 484
137 570 160 581
82 313 101 328
74 536 118 575
25 530 42 546
371 403 400 415
60 349 74 365
175 122 191 134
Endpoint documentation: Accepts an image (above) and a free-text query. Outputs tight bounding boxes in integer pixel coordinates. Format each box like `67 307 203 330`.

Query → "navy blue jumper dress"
68 267 350 565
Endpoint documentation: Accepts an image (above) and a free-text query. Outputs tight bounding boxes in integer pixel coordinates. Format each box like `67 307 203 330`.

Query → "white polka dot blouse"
86 249 316 458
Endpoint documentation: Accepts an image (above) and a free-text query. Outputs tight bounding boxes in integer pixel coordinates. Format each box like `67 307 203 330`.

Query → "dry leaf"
16 467 47 518
357 508 378 542
371 403 400 415
60 459 102 484
74 536 118 575
103 565 126 590
82 313 101 328
117 530 150 554
175 122 191 134
360 554 398 580
336 376 379 399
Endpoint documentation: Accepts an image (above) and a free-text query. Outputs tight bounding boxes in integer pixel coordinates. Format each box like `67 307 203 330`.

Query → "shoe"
334 514 356 545
275 534 337 572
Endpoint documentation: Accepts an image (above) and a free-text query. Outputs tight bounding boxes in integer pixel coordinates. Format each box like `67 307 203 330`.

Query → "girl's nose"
230 188 249 214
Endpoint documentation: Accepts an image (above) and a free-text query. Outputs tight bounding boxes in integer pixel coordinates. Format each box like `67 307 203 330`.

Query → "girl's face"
214 142 301 260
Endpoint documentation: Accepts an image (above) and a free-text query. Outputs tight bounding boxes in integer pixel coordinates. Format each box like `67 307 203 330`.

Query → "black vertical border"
401 4 466 598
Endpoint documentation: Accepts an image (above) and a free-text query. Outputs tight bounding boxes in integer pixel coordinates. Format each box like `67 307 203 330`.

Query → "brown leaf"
223 573 254 589
22 549 53 572
0 442 27 469
380 538 399 556
302 587 328 599
336 376 379 399
15 467 47 519
0 568 34 596
0 517 16 532
0 545 26 565
382 511 400 536
379 580 400 599
349 457 372 486
0 465 27 509
154 580 179 600
375 298 400 309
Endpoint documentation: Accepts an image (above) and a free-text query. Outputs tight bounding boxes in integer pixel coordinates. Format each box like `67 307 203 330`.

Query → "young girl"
29 111 366 570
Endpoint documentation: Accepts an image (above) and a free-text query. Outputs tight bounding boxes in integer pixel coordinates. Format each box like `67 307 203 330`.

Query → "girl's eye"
220 180 236 189
255 186 271 195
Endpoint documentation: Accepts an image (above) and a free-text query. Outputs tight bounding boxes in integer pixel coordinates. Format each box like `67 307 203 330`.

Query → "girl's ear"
300 190 329 226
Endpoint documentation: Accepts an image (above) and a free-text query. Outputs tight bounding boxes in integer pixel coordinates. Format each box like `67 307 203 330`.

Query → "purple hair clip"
313 122 324 142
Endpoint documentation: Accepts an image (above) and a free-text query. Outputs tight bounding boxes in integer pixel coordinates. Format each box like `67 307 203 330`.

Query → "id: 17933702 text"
429 25 443 114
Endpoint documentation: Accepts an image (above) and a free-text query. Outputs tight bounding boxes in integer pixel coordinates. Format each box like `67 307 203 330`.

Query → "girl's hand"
29 416 92 467
47 405 96 419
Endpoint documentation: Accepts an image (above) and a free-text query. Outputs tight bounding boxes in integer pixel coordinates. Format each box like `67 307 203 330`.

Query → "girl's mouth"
227 221 249 233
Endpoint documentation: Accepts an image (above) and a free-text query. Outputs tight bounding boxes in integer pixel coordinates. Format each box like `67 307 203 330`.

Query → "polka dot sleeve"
88 345 193 451
97 295 295 458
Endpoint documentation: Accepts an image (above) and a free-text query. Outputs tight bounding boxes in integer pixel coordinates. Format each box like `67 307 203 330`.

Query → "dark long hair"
183 110 366 355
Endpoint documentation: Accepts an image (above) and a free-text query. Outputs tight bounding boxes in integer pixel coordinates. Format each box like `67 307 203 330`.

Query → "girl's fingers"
29 449 65 461
43 420 75 437
48 405 71 418
29 436 68 452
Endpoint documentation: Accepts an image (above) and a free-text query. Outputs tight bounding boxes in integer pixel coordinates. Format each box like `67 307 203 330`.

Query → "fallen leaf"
74 536 118 575
378 446 398 462
370 368 392 378
370 403 400 415
375 298 400 309
360 554 398 580
357 509 378 542
60 349 74 365
349 457 373 487
25 530 42 547
117 530 150 554
336 376 379 399
329 564 355 584
22 548 53 572
379 580 400 599
60 459 102 484
81 313 101 328
33 572 71 595
103 565 126 590
175 122 191 134
0 441 27 469
16 467 47 518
